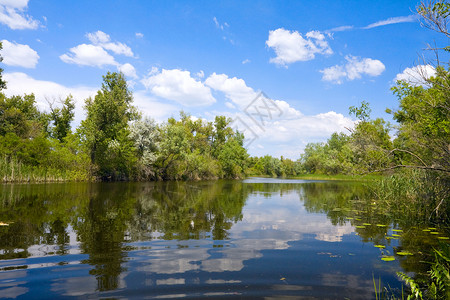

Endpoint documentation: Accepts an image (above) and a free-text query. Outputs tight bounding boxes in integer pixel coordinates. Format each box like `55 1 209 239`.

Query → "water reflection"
0 179 448 298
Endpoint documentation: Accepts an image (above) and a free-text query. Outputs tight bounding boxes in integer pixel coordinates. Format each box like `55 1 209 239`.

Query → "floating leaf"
381 256 395 261
428 227 437 230
437 237 449 240
422 229 431 232
386 236 393 240
397 251 413 256
430 232 440 235
392 234 401 237
376 224 387 227
355 225 366 229
374 245 386 249
355 218 362 221
363 223 372 226
392 229 403 232
345 217 354 220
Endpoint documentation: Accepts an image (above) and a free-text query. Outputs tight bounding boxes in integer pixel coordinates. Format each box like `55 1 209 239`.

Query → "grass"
0 157 92 183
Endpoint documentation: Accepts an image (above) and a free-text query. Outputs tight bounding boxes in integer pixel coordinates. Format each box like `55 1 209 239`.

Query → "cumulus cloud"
60 44 118 67
1 39 39 68
266 28 332 66
86 30 134 57
3 72 97 125
394 64 436 86
321 55 385 84
364 15 417 29
205 73 257 107
0 0 40 30
141 68 216 106
60 31 135 70
133 90 178 122
135 32 144 38
119 63 138 79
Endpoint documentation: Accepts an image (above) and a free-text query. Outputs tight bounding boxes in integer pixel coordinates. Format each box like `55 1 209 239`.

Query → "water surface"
0 178 447 299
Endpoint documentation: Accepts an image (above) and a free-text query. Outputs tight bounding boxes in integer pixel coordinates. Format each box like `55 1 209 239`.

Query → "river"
0 178 448 299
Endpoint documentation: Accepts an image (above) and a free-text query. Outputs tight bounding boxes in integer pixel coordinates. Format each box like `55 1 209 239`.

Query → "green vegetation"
0 70 249 182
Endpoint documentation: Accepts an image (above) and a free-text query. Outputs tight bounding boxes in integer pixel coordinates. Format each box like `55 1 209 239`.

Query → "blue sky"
0 0 447 158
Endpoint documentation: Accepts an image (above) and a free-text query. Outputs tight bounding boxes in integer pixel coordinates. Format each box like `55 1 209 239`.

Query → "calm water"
0 178 448 299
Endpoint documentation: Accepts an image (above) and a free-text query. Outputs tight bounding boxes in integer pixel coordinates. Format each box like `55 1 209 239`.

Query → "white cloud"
133 90 178 122
135 32 144 38
242 59 250 64
321 55 385 84
1 39 39 68
196 70 204 79
86 30 134 57
394 64 436 86
3 72 97 125
0 0 40 30
213 16 228 30
225 102 235 109
364 15 417 29
141 68 216 106
327 25 354 32
119 63 138 79
205 73 257 107
60 44 118 67
266 28 333 66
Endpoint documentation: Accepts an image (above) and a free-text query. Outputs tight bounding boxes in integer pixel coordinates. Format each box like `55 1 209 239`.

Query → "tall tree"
47 95 75 142
79 72 139 179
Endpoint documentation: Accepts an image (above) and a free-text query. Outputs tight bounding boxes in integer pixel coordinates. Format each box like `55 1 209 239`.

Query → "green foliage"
349 100 372 122
0 42 6 91
398 243 450 300
46 95 75 142
0 93 44 138
79 72 139 180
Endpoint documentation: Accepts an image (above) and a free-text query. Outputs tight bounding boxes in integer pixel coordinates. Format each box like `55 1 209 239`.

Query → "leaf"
396 251 413 256
381 256 395 261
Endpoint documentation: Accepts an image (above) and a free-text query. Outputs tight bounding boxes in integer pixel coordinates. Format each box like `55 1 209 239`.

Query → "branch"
389 148 428 166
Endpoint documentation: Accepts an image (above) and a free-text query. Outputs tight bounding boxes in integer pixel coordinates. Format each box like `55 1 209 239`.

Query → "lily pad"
355 225 366 229
430 232 440 235
345 217 354 220
397 251 413 256
381 256 395 262
392 234 401 237
437 237 449 240
374 245 386 249
422 229 431 232
363 223 372 226
376 224 387 227
392 229 403 232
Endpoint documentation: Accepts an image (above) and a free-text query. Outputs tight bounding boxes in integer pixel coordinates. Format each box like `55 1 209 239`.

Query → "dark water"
0 178 448 299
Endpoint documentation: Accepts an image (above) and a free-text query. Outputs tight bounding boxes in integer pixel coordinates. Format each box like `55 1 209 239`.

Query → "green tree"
79 72 139 179
47 95 75 142
0 41 6 91
0 93 43 138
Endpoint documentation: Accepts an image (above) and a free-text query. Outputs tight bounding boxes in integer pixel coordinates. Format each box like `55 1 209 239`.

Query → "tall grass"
0 156 92 183
368 169 450 223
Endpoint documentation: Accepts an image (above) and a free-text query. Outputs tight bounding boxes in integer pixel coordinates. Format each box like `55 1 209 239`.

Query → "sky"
0 0 447 159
